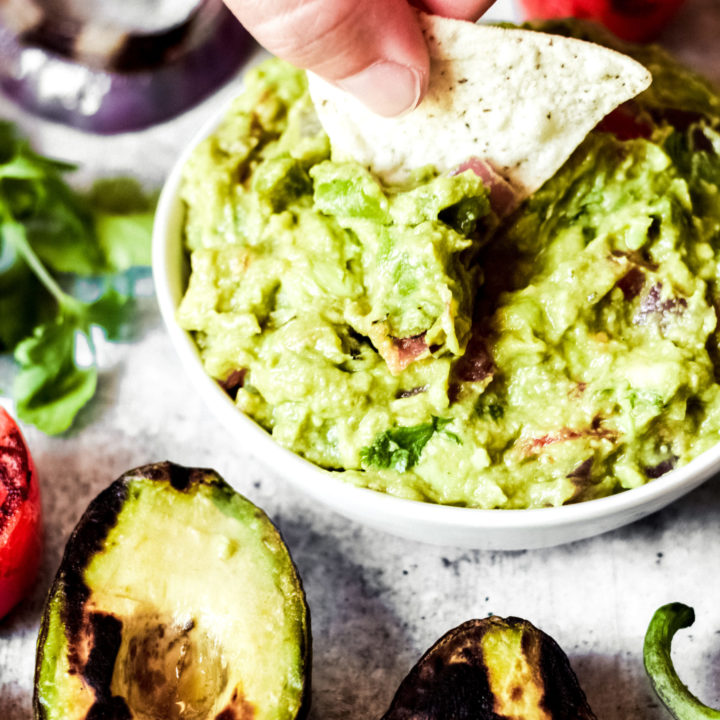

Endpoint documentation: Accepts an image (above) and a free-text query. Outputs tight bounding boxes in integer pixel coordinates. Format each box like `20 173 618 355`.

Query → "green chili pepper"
644 603 720 720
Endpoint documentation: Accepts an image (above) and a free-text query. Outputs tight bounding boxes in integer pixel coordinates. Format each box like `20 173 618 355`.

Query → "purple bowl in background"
0 0 254 133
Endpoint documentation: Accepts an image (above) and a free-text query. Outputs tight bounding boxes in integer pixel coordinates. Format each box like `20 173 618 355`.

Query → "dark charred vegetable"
644 603 720 720
34 461 310 720
381 617 596 720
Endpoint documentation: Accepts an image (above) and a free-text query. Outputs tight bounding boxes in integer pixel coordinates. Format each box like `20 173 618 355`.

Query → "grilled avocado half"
382 617 596 720
34 462 310 720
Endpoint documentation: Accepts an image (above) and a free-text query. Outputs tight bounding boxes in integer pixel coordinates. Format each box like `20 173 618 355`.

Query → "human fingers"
410 0 498 20
224 0 429 117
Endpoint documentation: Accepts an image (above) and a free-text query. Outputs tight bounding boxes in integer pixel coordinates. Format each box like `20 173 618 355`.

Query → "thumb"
224 0 429 117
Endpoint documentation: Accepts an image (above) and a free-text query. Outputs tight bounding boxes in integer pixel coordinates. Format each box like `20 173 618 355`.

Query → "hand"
224 0 497 116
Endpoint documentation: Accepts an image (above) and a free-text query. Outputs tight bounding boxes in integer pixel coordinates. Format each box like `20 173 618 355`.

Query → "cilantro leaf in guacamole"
360 417 460 473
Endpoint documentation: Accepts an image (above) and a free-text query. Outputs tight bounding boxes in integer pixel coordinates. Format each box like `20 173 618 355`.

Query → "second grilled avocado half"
34 462 310 720
382 616 596 720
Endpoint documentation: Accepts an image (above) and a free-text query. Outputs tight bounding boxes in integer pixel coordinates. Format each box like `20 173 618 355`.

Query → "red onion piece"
454 157 519 217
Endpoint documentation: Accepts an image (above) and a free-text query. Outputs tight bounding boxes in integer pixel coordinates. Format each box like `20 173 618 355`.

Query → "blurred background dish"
0 0 253 133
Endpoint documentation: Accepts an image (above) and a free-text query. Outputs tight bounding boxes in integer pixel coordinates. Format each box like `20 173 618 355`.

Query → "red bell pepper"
0 407 42 619
519 0 686 43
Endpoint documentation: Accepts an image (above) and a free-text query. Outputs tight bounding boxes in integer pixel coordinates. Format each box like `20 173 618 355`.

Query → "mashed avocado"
179 23 720 509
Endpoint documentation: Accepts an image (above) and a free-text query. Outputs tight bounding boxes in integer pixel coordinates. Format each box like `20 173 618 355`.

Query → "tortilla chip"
308 14 652 199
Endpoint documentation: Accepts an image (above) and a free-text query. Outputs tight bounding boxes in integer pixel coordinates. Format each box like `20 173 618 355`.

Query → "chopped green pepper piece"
644 603 720 720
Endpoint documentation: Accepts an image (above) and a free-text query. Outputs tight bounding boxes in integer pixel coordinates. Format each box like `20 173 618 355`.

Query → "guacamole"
178 23 720 509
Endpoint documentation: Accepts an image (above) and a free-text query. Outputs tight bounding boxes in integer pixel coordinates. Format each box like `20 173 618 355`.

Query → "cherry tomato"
0 407 42 619
519 0 686 43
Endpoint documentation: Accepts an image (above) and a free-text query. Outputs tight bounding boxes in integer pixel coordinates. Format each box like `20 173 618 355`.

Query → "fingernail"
338 62 423 117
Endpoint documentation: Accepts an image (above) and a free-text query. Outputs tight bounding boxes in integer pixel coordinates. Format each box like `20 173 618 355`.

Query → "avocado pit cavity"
115 614 227 720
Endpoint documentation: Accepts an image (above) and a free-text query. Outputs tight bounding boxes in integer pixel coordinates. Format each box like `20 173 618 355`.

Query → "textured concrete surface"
2 1 720 718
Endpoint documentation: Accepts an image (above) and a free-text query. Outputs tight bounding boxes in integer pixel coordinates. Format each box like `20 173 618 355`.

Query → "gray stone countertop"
2 1 720 718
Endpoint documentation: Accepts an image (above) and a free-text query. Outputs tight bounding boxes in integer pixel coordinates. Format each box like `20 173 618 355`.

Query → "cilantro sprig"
0 122 155 434
360 416 460 472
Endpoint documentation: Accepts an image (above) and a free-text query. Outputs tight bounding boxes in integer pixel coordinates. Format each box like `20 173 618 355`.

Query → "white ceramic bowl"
152 105 720 550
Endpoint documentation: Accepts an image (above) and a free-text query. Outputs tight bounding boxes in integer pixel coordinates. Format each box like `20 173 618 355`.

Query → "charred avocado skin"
33 461 310 720
381 617 595 720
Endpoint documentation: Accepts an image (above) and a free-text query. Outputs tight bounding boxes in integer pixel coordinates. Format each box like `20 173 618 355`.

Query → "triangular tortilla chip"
308 14 652 199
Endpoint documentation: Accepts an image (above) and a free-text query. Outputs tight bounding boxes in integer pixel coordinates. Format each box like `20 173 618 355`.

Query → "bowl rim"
152 97 720 536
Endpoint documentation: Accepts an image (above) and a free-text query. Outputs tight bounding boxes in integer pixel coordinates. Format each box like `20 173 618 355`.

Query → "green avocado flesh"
178 21 720 509
34 463 309 720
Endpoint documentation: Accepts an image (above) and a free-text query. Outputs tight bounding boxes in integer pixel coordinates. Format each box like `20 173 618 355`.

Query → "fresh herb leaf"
0 123 103 275
361 416 460 472
0 122 154 433
13 317 98 436
628 389 664 411
476 398 505 421
488 403 504 420
439 194 489 236
11 283 130 434
83 286 131 341
0 232 44 350
3 218 126 433
85 178 156 270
